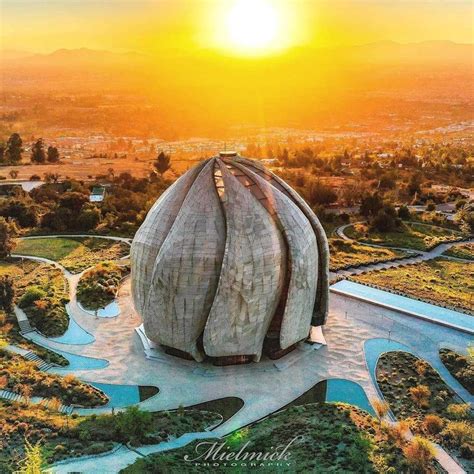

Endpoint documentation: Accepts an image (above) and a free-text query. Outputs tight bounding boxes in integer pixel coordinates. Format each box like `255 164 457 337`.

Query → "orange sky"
2 0 473 55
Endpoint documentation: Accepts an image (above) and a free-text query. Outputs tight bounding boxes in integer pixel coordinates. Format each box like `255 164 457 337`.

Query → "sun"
226 0 280 53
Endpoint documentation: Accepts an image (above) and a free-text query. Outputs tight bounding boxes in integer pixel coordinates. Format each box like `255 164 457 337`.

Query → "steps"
18 319 34 334
0 389 23 403
0 388 74 414
23 351 53 371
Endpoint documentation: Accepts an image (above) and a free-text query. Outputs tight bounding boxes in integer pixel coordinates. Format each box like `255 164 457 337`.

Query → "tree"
360 193 384 217
31 139 46 164
371 209 397 232
115 406 153 445
0 217 15 258
0 143 5 163
5 133 22 163
398 205 410 220
154 151 171 176
44 172 60 183
46 146 60 163
306 181 337 206
59 191 88 213
0 276 15 312
77 208 100 231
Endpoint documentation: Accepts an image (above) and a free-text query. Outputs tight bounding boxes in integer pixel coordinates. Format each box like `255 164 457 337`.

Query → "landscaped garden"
0 402 220 473
443 243 474 261
14 237 130 273
351 258 474 314
329 238 407 271
0 259 70 337
0 349 107 407
377 351 473 470
77 262 129 312
16 263 70 337
122 403 439 473
345 221 464 251
439 349 473 395
0 310 68 366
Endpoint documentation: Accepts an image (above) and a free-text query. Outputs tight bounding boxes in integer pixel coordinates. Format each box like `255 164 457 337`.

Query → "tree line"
0 133 60 165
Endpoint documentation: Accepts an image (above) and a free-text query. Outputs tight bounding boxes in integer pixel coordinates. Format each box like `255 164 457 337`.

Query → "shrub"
18 286 46 308
460 443 474 460
371 398 390 421
409 385 431 408
403 436 435 471
422 414 444 435
447 403 471 420
441 421 473 448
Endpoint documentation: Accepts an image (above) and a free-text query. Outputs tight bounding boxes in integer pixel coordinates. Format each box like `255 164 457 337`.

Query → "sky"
1 0 473 55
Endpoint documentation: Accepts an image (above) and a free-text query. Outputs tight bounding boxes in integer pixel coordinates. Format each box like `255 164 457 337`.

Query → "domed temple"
131 153 329 365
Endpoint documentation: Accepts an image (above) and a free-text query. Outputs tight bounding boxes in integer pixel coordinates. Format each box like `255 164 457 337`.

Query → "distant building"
89 186 106 202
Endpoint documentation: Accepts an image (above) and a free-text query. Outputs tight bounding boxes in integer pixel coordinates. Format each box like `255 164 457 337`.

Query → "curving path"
331 223 473 281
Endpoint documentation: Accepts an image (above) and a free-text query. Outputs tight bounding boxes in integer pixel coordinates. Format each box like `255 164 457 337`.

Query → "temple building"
131 153 329 365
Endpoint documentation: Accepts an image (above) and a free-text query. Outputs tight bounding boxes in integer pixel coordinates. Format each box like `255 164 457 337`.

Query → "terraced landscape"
443 242 474 261
14 237 130 273
329 238 407 271
345 222 465 251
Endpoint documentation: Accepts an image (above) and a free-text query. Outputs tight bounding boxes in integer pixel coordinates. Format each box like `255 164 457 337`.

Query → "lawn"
352 258 474 314
377 351 473 470
122 403 431 474
14 237 130 273
329 238 407 271
443 243 474 261
345 222 464 251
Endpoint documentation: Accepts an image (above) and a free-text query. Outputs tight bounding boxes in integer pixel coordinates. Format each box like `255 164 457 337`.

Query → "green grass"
14 237 130 273
329 238 407 271
352 257 473 314
443 243 474 261
122 403 421 473
345 222 464 251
